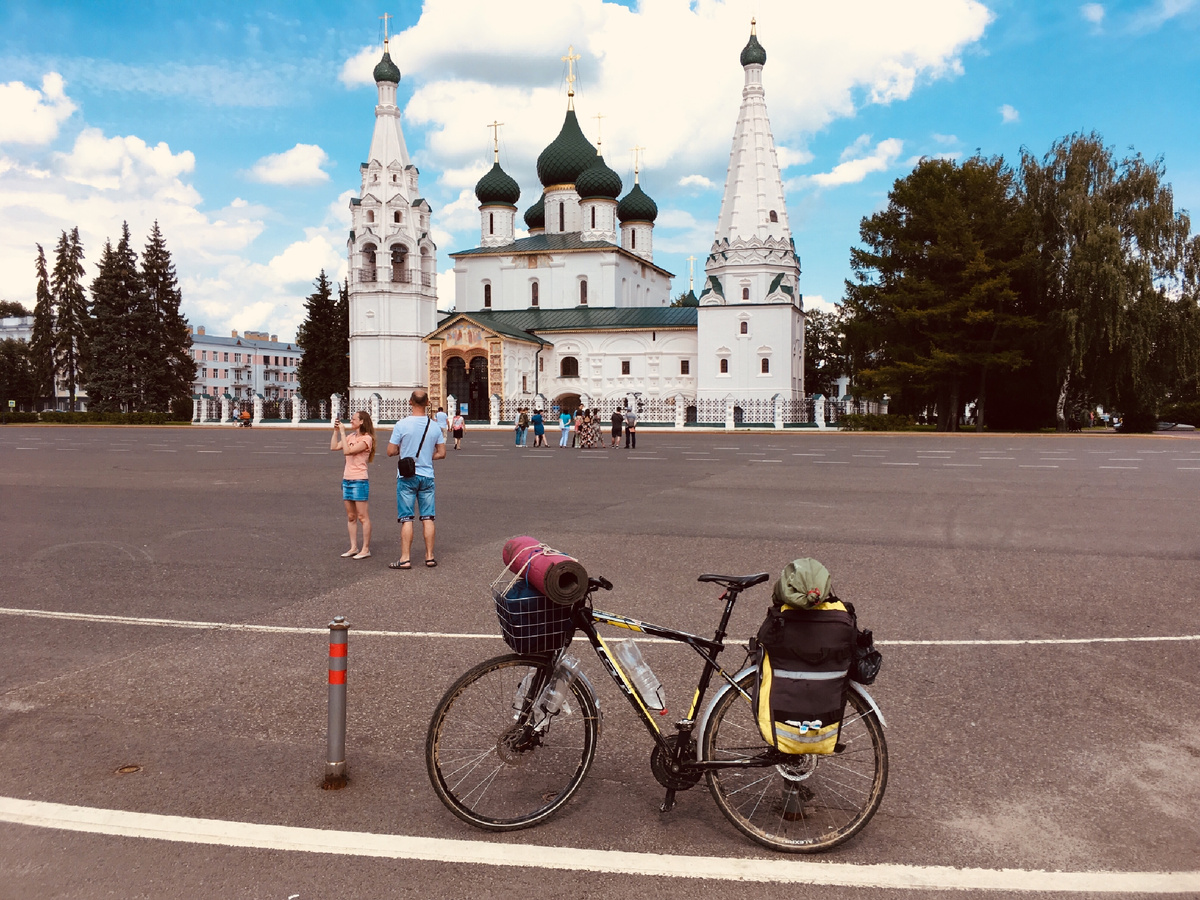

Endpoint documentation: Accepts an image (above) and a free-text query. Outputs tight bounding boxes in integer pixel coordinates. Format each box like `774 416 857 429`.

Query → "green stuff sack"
754 601 854 754
772 558 833 610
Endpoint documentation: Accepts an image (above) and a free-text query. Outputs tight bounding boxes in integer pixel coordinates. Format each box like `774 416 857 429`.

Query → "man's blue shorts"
396 475 436 521
342 479 369 502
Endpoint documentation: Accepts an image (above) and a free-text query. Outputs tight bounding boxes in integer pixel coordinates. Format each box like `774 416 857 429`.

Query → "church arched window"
394 211 401 224
362 243 377 282
489 212 494 235
761 358 770 374
531 281 539 307
483 283 492 308
558 202 565 232
742 287 750 300
366 210 375 223
560 356 579 378
391 245 407 283
720 358 729 374
631 229 636 249
579 280 588 305
591 207 596 229
769 210 778 223
740 321 748 334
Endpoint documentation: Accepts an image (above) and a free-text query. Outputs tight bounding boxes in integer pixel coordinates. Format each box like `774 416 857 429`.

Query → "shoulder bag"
398 418 431 478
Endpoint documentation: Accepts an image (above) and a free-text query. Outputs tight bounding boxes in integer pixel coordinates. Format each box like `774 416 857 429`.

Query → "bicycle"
425 571 889 853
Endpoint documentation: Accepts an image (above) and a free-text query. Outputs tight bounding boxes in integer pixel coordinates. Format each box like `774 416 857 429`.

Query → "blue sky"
1 0 1198 340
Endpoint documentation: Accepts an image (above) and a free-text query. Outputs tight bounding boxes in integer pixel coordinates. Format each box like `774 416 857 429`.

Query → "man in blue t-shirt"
386 389 447 569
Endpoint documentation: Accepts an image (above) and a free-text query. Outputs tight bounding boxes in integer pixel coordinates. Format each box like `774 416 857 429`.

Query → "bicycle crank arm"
660 788 677 813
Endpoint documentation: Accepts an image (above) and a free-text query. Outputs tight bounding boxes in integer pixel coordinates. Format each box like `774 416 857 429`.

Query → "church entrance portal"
445 355 490 421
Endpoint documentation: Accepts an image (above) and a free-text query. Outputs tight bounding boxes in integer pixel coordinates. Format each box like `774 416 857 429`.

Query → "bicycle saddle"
697 572 770 589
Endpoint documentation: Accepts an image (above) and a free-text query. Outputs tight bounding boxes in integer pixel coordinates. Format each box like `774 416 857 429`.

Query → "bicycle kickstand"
660 788 677 813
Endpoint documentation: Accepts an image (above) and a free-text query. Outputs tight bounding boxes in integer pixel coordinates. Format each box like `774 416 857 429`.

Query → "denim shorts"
396 475 436 521
342 479 369 502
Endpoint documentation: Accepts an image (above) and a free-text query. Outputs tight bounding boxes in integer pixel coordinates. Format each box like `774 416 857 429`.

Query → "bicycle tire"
703 672 888 852
426 653 599 831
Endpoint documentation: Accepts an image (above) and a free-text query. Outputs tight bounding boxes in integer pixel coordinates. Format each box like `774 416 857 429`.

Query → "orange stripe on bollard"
329 643 347 657
328 670 346 685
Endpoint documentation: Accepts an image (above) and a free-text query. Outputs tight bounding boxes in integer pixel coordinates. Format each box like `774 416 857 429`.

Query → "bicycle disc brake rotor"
496 725 540 766
650 735 702 791
776 754 818 782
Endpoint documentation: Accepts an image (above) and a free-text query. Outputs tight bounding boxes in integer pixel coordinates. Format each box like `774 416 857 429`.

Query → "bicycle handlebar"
588 575 613 592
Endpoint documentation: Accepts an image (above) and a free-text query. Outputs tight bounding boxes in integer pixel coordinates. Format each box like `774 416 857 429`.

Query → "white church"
347 23 806 422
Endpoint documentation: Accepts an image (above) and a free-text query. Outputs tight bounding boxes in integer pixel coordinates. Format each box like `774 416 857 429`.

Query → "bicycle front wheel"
425 654 599 831
703 673 888 852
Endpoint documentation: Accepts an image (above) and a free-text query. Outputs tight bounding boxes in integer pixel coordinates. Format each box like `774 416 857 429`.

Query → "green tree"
0 300 32 317
843 156 1033 430
0 338 39 408
51 228 87 411
1021 133 1197 429
296 271 348 405
29 244 57 405
803 307 848 397
85 224 145 411
140 222 193 412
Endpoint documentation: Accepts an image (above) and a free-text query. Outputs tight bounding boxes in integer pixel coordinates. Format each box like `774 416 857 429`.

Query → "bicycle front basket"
493 577 575 654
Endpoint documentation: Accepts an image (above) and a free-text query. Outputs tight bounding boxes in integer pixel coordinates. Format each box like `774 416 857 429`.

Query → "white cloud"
437 267 456 311
839 134 874 162
932 132 959 144
803 294 841 314
0 73 76 146
248 143 331 185
55 128 196 193
340 0 992 195
776 146 814 169
1080 3 1105 25
1000 104 1020 124
796 137 904 189
1130 0 1196 31
679 174 716 189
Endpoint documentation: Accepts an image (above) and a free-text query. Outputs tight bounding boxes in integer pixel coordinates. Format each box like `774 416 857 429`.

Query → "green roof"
475 161 521 206
617 183 658 223
374 50 401 83
437 307 697 338
536 109 597 187
450 232 674 277
524 193 545 229
740 31 767 67
576 153 622 200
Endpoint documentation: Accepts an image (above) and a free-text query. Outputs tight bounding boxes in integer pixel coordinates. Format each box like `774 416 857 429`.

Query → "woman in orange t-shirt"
331 410 376 559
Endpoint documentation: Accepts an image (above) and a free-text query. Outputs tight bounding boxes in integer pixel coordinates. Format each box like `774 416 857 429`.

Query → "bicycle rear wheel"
703 672 887 852
426 653 599 830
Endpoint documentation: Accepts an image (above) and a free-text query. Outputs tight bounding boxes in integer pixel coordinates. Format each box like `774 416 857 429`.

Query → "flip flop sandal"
425 558 438 568
389 559 412 570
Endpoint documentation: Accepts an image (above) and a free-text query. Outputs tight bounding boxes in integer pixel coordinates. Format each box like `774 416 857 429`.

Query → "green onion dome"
536 110 597 188
576 154 622 201
373 50 402 84
524 193 546 230
475 162 521 207
617 183 658 223
740 31 766 67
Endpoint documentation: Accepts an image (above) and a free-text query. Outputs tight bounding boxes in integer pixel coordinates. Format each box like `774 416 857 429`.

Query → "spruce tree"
297 271 347 405
51 228 87 411
141 221 193 412
85 225 146 411
30 244 57 406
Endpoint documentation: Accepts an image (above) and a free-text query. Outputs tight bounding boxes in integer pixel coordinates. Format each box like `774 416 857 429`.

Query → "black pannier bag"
753 601 855 754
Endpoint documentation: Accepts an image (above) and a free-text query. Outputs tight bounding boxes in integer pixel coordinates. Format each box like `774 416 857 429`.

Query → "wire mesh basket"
492 565 575 654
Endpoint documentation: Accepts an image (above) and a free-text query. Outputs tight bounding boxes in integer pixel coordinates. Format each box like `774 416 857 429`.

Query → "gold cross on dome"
593 113 605 150
686 255 697 290
630 145 644 183
488 121 504 161
562 45 581 106
380 11 393 43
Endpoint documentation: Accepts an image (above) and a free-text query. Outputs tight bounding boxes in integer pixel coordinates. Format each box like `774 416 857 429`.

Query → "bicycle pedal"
659 789 677 813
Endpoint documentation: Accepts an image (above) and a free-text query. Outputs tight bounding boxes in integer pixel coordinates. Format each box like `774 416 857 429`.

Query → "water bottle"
536 655 583 719
610 640 667 714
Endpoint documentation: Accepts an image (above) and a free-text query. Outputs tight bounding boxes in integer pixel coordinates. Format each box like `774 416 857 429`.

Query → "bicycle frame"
568 588 767 771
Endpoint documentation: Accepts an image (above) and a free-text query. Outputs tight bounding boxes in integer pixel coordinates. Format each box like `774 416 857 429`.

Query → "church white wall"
452 249 670 312
527 329 697 404
696 303 804 401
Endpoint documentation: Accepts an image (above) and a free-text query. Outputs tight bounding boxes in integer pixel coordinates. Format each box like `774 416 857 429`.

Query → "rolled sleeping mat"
503 535 589 606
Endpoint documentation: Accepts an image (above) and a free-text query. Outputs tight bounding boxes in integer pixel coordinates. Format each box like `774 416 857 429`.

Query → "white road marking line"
150 449 177 453
943 463 982 467
1109 458 1143 461
792 453 825 456
1040 458 1075 461
2 608 1195 647
15 447 37 450
197 450 222 454
0 797 1194 893
1020 465 1059 469
883 462 918 466
814 461 848 465
853 454 886 457
1177 467 1200 471
978 457 1014 460
1099 466 1138 470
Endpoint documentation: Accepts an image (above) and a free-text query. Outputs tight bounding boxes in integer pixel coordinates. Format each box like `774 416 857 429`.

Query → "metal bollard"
323 616 350 789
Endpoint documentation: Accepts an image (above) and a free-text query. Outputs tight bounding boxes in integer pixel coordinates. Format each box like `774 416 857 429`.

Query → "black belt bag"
398 419 431 478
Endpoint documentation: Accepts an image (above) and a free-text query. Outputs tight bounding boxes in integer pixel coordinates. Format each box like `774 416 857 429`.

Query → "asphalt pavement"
1 424 1198 899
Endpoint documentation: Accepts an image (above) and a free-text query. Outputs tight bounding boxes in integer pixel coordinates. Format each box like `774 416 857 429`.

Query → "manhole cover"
115 765 142 775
